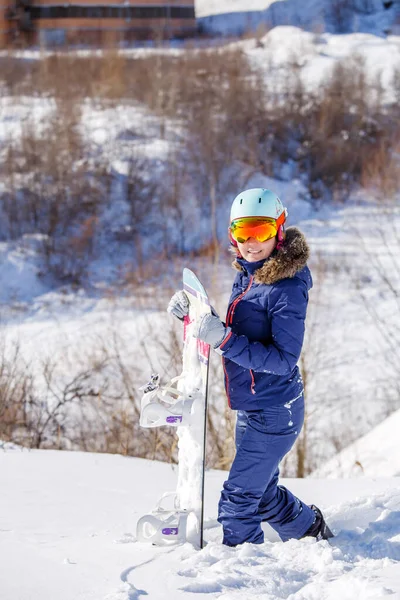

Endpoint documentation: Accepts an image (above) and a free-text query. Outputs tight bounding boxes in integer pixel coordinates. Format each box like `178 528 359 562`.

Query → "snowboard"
137 268 211 549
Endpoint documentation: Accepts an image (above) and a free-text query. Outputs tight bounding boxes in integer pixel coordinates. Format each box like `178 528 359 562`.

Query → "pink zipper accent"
219 330 232 350
250 369 256 395
222 358 231 407
227 276 253 325
224 275 255 404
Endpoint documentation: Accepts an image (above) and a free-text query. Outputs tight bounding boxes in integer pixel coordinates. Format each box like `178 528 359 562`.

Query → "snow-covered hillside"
249 27 400 96
1 448 400 600
196 0 399 37
312 408 400 478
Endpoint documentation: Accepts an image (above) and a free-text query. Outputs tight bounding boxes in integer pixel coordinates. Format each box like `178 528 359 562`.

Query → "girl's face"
237 236 277 262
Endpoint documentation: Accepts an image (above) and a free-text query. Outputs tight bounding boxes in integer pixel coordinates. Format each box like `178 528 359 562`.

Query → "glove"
193 313 231 349
167 290 189 320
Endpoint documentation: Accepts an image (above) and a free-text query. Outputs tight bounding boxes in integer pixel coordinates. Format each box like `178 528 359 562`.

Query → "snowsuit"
217 227 315 545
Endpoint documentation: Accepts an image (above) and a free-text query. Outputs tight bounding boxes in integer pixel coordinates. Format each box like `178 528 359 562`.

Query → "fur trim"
232 227 310 285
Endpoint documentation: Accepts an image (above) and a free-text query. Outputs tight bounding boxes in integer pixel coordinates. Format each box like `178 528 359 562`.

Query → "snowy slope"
249 28 400 97
1 448 400 600
311 408 400 478
196 0 399 36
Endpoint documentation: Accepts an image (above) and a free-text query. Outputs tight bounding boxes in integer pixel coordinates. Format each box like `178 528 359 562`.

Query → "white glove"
193 313 230 349
167 290 189 320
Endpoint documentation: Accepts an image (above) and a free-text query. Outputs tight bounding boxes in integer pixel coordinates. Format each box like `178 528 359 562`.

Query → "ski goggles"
229 213 285 244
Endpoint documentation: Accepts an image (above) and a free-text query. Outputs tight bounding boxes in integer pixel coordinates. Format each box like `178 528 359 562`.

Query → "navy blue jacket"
219 227 312 410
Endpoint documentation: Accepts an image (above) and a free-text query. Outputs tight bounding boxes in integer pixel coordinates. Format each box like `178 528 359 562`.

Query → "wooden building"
0 0 196 46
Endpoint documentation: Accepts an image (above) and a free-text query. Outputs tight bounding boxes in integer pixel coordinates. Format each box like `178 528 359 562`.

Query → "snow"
0 235 50 305
234 27 400 104
312 408 400 478
196 0 398 37
196 0 285 16
1 448 400 600
196 0 324 32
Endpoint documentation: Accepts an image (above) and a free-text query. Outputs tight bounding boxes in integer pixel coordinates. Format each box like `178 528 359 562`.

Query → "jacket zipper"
227 275 254 325
249 369 256 395
224 275 254 404
222 358 231 407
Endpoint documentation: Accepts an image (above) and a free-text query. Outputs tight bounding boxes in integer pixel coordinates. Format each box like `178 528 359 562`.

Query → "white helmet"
230 188 287 223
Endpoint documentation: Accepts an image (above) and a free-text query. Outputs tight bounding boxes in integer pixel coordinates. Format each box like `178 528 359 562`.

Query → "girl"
168 188 332 546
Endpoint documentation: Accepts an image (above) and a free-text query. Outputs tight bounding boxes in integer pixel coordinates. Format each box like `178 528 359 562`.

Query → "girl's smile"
237 236 277 262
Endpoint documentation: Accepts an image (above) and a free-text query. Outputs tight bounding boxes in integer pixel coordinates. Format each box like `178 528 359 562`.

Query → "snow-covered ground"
1 447 400 600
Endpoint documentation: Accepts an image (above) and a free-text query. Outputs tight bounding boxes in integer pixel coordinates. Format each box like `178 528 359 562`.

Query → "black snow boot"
302 505 334 541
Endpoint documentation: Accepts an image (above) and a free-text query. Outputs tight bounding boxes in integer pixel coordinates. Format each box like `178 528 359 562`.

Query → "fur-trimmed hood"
232 226 310 285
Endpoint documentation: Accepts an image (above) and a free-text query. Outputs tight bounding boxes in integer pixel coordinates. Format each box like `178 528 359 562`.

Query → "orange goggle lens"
230 217 279 244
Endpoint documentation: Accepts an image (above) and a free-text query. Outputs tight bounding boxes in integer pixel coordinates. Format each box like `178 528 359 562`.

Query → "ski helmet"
229 188 287 249
230 188 286 222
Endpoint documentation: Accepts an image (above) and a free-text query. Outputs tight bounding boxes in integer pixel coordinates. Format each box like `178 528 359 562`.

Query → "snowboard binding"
139 373 196 428
136 493 189 545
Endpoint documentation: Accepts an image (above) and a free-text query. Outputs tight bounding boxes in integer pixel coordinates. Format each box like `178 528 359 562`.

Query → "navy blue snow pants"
218 394 315 546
